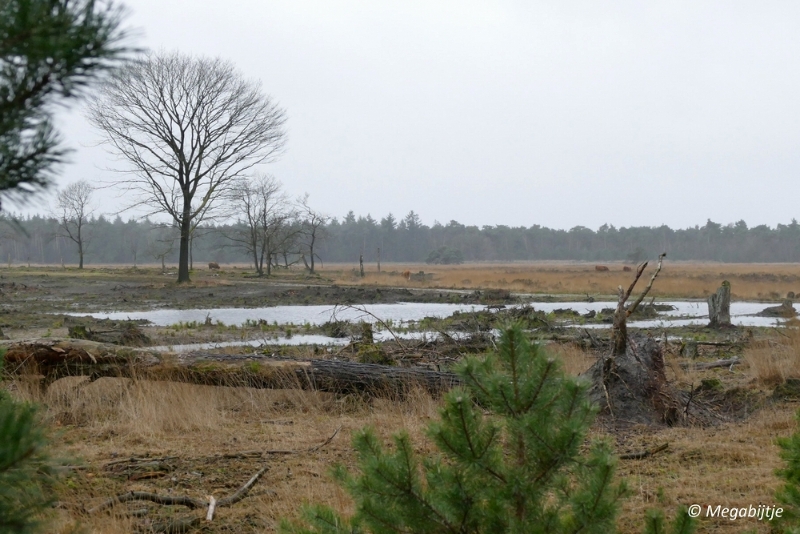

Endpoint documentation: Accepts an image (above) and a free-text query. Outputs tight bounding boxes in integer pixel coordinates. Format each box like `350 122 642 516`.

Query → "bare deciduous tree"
226 175 294 276
147 223 179 273
299 194 329 274
56 180 94 268
87 51 287 283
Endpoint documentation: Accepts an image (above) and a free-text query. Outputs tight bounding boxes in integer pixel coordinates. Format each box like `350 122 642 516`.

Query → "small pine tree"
284 324 635 533
0 349 56 533
776 409 800 533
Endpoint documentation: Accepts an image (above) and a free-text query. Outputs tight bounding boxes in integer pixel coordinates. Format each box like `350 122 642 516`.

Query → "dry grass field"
5 262 800 532
324 261 800 301
5 332 798 533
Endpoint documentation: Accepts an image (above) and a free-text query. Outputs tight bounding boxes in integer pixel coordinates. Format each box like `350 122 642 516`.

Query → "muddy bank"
0 268 523 341
0 268 521 314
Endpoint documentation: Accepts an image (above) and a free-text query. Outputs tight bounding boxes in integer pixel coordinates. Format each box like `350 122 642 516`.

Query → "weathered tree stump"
707 281 732 328
586 334 681 425
586 253 699 426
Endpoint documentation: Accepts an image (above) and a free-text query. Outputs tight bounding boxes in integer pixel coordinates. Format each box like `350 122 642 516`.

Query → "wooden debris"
0 338 462 396
87 465 269 514
680 357 741 370
619 443 669 460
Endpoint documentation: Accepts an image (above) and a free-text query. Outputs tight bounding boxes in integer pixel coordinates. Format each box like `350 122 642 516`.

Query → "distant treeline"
3 211 800 267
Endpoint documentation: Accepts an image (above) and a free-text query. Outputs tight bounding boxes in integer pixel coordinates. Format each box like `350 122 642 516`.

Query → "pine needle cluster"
0 349 56 533
1 0 127 208
776 410 800 533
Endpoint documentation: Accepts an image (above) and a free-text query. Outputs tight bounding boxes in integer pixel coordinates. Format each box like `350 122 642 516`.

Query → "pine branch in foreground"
0 349 57 534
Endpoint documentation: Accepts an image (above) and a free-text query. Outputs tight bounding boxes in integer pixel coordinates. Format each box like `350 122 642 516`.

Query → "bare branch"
626 253 666 316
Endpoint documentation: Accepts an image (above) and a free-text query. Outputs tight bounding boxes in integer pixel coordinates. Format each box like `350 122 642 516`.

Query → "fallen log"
0 339 462 396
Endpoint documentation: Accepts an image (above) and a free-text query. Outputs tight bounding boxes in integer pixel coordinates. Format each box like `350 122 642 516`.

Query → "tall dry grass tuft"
548 342 596 376
9 375 344 446
745 328 800 385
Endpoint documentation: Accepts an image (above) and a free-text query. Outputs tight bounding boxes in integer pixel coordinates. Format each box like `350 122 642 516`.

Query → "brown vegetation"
6 331 797 533
4 263 800 532
325 261 800 300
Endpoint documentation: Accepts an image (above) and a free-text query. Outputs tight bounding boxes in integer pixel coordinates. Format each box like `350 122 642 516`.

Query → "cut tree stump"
0 339 461 397
708 281 732 328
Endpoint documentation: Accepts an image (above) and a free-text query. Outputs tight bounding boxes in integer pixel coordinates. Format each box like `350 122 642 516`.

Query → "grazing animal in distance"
623 266 632 272
594 265 609 272
208 262 220 270
402 270 411 281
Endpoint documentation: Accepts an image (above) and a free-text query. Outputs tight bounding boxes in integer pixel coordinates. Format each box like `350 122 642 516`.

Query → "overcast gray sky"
25 1 800 229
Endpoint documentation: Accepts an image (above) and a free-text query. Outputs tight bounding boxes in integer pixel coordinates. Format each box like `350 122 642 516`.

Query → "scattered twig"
332 304 408 353
265 425 341 455
206 496 216 521
680 357 741 370
620 443 669 460
694 341 741 347
88 492 206 513
150 516 202 533
218 425 341 458
104 456 177 469
87 466 269 515
684 383 695 417
216 466 269 507
582 329 602 349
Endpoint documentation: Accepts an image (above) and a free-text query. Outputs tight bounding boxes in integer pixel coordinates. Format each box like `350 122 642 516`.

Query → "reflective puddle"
68 300 792 330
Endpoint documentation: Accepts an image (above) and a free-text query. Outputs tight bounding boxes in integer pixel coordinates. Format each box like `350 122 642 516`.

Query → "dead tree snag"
584 253 694 426
707 280 732 328
611 253 666 356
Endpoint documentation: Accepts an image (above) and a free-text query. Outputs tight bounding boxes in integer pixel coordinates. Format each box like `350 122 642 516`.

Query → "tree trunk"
707 281 731 328
1 339 461 397
78 244 84 269
177 215 191 283
309 232 316 273
611 309 627 356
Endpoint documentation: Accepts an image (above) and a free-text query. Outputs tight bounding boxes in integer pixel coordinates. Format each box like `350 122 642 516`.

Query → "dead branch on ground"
87 466 269 515
619 443 669 460
216 425 341 458
680 357 741 370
